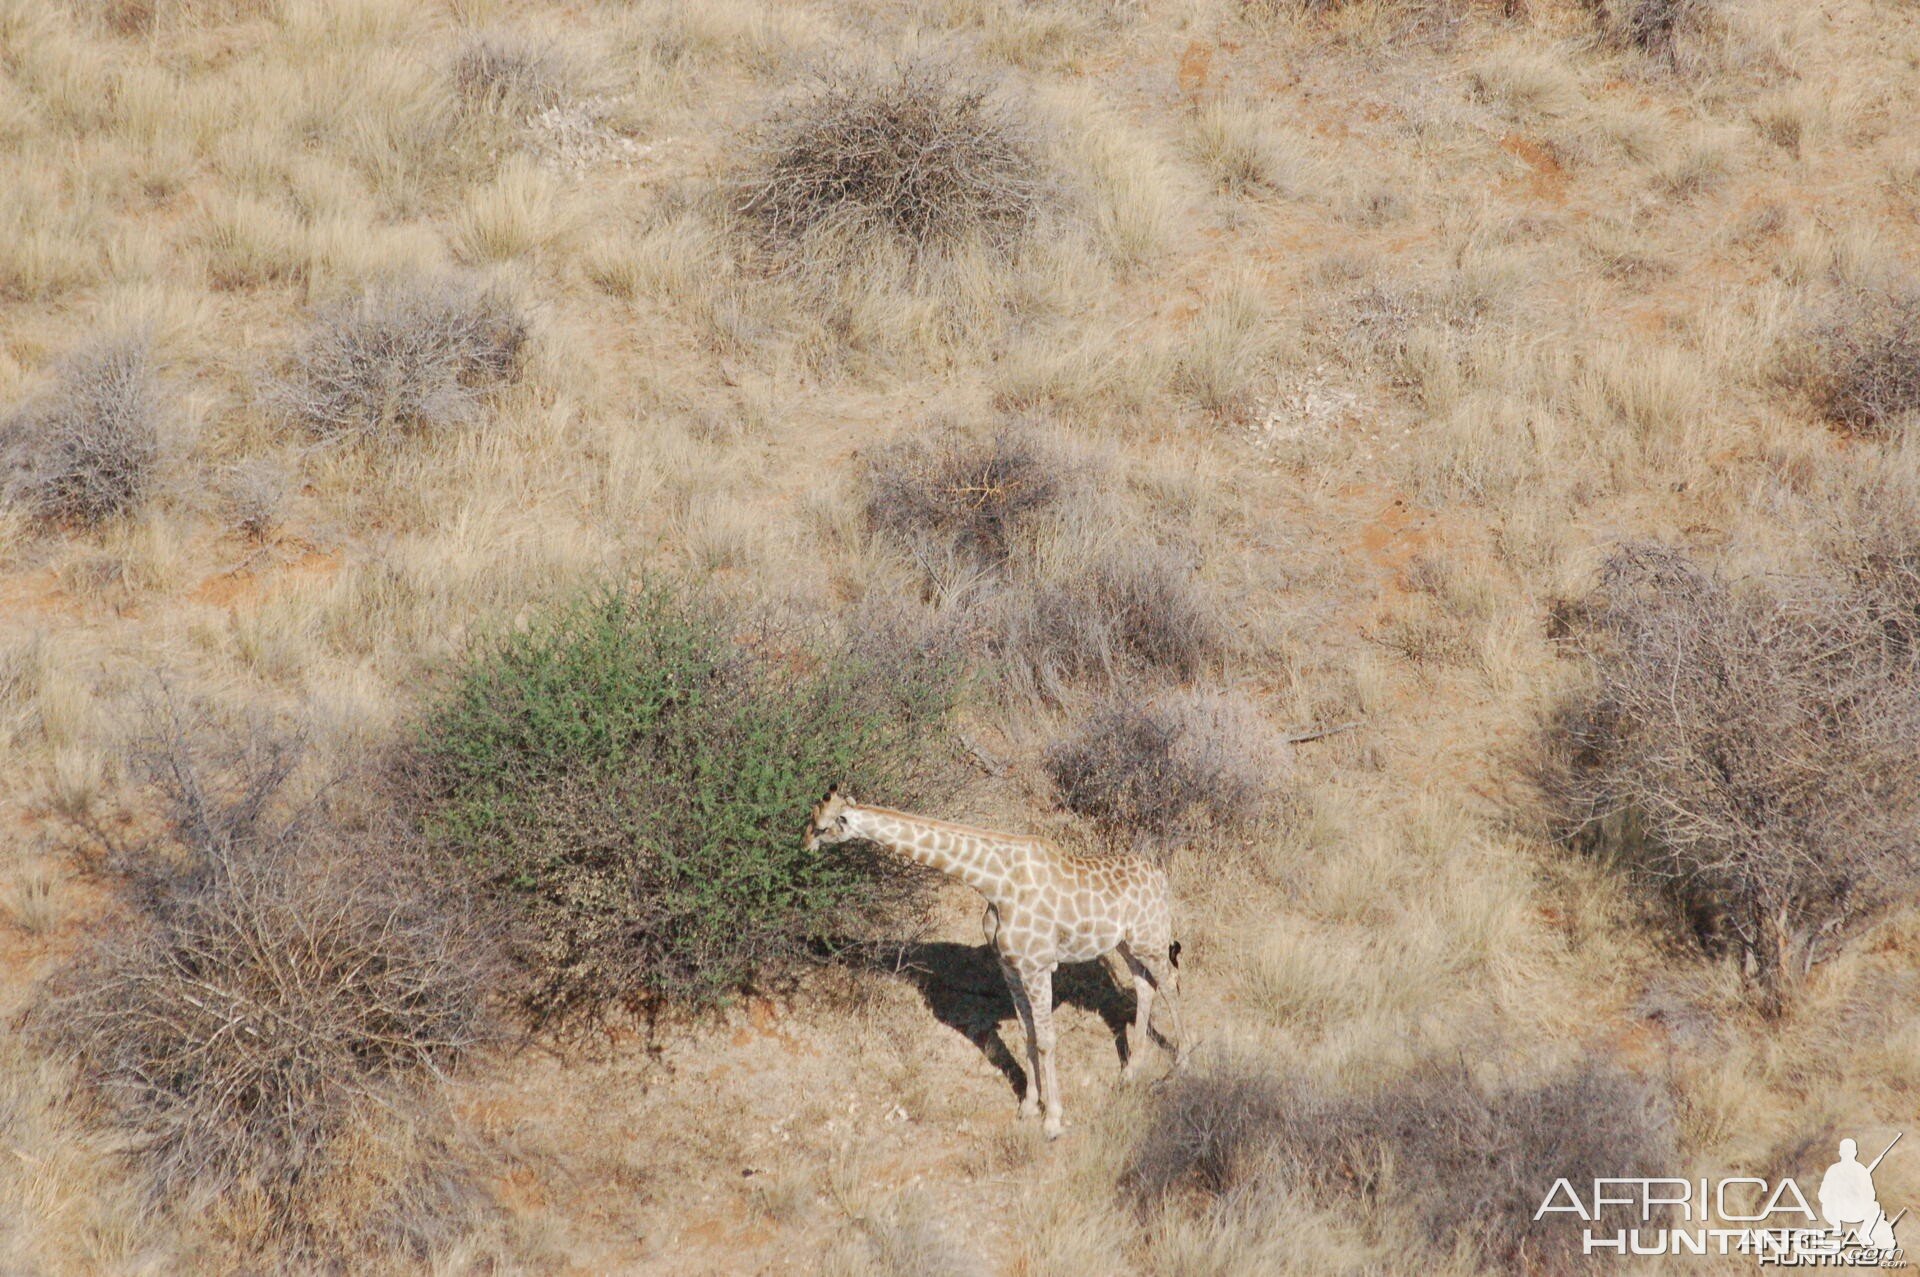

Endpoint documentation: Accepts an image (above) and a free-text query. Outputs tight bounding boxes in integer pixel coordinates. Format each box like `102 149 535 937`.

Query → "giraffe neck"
841 805 1019 901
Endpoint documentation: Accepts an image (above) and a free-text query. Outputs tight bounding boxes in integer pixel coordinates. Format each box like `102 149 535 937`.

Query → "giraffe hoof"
1018 1098 1040 1120
1044 1120 1065 1141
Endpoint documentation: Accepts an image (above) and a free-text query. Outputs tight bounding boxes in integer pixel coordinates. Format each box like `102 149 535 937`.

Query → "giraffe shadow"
865 941 1137 1104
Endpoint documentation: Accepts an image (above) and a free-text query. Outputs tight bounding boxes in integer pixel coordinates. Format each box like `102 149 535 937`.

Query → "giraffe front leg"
1023 965 1064 1140
1000 961 1040 1121
1099 949 1141 1078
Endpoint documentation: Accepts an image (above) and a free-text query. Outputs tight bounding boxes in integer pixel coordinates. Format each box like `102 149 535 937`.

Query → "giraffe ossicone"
804 785 1186 1140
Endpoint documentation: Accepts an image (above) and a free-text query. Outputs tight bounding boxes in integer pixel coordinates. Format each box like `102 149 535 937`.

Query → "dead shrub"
268 278 528 442
1544 543 1920 1011
1825 462 1920 662
739 60 1048 264
221 455 292 542
1126 1055 1673 1274
1379 1060 1672 1270
43 721 499 1264
1122 1058 1299 1207
865 426 1071 571
452 33 571 114
1586 0 1719 64
1244 0 1517 24
1791 287 1920 437
1 334 161 528
992 548 1222 701
1044 690 1284 848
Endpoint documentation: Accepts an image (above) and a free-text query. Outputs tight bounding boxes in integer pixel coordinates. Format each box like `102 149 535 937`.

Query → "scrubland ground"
5 0 1920 1272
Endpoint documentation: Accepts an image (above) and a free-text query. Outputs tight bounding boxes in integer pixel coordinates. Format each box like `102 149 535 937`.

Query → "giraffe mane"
849 802 1045 847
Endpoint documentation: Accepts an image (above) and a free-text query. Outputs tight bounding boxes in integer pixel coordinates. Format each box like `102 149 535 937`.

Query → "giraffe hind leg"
1123 947 1186 1067
1111 943 1153 1079
1153 958 1190 1069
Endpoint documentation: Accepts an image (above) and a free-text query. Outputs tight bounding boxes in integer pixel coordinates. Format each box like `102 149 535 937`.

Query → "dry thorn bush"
858 429 1221 701
1823 459 1920 661
864 425 1072 573
1789 285 1920 437
1545 542 1920 1011
1044 690 1286 852
42 720 500 1265
739 59 1049 267
219 455 293 541
1585 0 1720 68
991 546 1223 702
1125 1053 1674 1274
267 277 528 443
1 334 162 529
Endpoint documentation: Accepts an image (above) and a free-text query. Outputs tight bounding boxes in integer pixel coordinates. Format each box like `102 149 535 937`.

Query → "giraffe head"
804 786 854 852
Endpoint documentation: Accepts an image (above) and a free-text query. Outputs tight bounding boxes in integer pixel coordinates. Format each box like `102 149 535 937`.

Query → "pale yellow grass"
2 0 1919 1270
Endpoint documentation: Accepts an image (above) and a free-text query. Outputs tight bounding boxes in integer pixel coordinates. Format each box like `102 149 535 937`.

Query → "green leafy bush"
418 584 959 1016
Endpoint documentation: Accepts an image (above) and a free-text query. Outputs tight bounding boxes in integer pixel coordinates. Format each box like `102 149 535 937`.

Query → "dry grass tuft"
1184 99 1320 199
1545 542 1920 1010
452 33 571 114
858 1190 988 1277
1 334 162 529
864 426 1071 571
992 547 1222 701
739 60 1048 265
268 277 528 442
43 720 499 1265
1790 286 1920 436
1044 690 1285 849
1126 1054 1673 1274
1175 272 1272 417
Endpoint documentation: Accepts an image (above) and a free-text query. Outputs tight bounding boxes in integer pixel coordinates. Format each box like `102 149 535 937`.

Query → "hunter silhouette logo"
1820 1136 1903 1254
1535 1132 1908 1265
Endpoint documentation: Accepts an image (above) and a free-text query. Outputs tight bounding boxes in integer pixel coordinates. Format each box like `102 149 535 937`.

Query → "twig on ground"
1280 720 1361 745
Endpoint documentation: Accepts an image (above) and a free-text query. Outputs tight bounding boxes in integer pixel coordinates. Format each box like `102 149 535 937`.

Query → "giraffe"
804 786 1186 1140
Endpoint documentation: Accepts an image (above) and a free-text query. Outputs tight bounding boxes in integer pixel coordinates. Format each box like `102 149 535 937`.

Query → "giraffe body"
805 789 1186 1139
